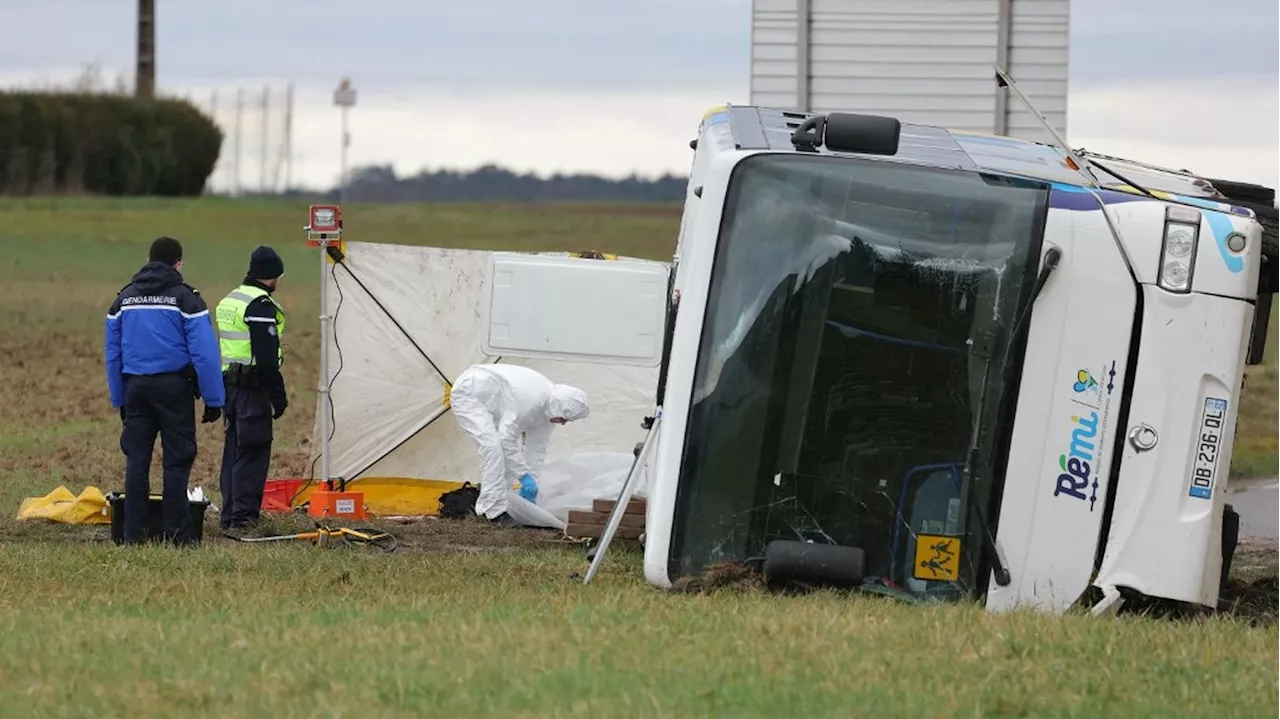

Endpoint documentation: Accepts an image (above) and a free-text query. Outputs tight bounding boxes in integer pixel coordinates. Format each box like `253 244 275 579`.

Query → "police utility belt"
126 364 203 398
223 363 261 388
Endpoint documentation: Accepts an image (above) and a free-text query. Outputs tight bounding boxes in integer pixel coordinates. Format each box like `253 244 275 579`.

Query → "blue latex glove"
517 473 539 503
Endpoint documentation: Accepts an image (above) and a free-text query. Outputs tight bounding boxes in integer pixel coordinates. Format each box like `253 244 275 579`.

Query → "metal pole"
584 412 662 584
284 83 294 191
210 88 219 193
234 87 243 196
333 78 356 200
319 237 331 489
259 85 270 192
339 106 349 202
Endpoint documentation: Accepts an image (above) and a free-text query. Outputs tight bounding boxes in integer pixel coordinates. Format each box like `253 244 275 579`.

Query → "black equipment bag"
438 482 480 519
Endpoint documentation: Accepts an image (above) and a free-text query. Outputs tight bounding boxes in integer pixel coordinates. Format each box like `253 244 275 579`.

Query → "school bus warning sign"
913 534 961 582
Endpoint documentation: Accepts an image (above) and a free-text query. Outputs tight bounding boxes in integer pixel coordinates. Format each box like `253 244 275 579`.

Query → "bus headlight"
1158 205 1201 293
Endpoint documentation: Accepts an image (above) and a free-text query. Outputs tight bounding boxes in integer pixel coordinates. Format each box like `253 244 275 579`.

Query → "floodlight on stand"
301 204 365 520
311 207 338 232
306 204 342 242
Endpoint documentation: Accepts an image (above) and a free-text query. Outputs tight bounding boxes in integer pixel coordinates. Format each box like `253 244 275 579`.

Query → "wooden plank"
567 510 645 529
592 497 646 516
565 522 643 540
565 522 603 538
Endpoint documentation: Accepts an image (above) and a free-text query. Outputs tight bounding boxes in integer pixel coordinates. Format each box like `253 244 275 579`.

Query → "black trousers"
120 372 197 544
219 384 274 529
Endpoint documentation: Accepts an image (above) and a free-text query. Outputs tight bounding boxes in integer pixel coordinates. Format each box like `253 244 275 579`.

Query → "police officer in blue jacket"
105 237 226 545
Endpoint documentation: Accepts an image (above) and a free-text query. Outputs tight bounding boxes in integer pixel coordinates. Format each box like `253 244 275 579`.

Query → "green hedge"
0 92 222 197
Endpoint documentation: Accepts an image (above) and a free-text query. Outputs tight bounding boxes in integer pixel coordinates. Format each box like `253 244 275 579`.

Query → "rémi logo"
1053 411 1100 512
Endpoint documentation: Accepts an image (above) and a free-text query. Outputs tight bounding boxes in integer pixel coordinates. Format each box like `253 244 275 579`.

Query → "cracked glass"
668 152 1049 599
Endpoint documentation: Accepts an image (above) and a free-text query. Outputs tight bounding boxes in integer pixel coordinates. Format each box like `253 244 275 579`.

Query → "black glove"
119 406 126 424
201 405 223 424
272 402 287 420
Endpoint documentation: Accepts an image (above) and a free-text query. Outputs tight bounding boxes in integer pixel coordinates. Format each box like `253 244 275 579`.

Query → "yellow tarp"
292 477 464 517
17 486 111 525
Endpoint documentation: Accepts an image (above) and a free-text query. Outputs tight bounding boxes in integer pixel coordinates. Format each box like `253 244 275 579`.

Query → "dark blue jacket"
105 261 226 408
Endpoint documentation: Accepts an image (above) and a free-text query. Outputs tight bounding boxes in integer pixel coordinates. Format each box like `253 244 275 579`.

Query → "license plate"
1189 397 1229 500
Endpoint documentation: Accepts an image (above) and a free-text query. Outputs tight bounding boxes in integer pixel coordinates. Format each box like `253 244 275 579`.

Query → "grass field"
0 197 1276 717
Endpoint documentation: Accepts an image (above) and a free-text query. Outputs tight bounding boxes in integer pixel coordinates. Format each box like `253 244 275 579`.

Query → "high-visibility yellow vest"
216 284 286 371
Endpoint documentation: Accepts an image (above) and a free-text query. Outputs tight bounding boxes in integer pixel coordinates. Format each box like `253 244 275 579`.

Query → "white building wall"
750 0 804 109
749 0 1070 143
1004 0 1070 142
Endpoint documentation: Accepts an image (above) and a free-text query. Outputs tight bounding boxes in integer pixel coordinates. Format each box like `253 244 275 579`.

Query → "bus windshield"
668 153 1049 598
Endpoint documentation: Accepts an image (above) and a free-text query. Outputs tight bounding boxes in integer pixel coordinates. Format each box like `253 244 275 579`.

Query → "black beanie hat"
248 246 284 280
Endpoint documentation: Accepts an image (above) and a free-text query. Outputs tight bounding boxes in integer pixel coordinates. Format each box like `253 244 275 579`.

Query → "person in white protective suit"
449 364 590 527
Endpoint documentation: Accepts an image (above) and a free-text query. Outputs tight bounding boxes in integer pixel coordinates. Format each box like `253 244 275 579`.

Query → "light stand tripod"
304 204 365 520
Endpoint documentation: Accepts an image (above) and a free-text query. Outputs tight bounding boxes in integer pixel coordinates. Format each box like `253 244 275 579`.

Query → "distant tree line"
0 91 221 197
309 164 689 202
1 70 682 202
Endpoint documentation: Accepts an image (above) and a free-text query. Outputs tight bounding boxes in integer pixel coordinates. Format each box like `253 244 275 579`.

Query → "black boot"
488 512 520 528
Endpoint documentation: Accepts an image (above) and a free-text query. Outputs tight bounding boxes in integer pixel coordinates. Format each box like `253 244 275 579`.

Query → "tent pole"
337 356 504 483
319 233 332 491
332 260 451 384
583 410 661 584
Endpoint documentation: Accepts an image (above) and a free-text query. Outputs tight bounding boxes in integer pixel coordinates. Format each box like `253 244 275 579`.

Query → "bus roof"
717 105 1250 215
716 105 1088 183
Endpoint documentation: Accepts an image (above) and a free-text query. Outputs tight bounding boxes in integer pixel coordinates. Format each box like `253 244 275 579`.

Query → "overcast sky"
2 0 1276 192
